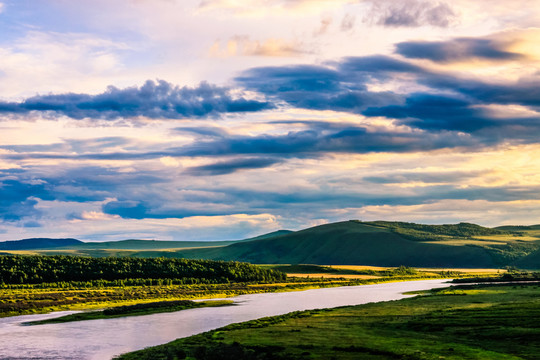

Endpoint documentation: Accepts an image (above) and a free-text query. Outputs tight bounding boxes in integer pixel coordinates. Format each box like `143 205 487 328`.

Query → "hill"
0 238 82 250
62 239 239 250
0 230 293 257
513 248 540 269
172 221 540 269
1 222 538 269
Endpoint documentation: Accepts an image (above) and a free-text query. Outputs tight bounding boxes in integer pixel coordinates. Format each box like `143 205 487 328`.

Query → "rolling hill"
173 221 540 269
1 221 539 269
0 238 82 250
0 230 293 257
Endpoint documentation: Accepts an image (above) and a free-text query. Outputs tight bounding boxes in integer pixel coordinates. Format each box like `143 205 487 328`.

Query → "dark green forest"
0 255 286 285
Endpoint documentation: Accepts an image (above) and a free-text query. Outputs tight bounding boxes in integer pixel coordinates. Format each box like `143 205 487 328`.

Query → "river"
0 279 451 359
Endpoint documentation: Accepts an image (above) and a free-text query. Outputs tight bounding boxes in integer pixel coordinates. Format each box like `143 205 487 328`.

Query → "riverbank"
117 282 540 360
0 279 453 359
0 270 456 318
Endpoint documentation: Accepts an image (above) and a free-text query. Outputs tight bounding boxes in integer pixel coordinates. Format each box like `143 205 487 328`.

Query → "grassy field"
24 299 234 325
117 283 540 360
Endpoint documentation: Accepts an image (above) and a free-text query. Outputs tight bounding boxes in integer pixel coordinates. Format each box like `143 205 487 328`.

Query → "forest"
0 255 286 285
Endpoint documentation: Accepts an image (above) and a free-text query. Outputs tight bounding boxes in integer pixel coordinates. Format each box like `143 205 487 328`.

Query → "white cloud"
209 36 313 57
0 31 130 98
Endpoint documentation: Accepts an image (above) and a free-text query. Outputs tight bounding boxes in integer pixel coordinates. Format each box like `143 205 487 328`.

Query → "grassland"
24 299 233 325
117 283 540 360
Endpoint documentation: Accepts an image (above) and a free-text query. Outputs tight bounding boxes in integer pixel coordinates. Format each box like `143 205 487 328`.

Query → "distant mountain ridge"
0 238 83 250
0 230 294 251
1 221 539 269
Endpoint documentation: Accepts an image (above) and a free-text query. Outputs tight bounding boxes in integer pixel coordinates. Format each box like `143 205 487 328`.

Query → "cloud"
363 169 484 185
198 0 355 16
419 73 540 109
101 198 238 219
185 157 282 176
362 93 494 132
0 80 273 120
237 54 540 139
396 38 524 63
340 13 356 31
23 221 42 228
0 31 130 98
0 179 53 221
365 0 457 28
237 55 424 96
209 36 312 57
173 126 229 138
0 120 478 165
178 124 477 158
314 15 332 36
236 56 418 113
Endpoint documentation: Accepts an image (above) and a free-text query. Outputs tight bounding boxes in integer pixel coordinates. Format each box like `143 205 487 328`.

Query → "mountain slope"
512 248 540 269
0 230 294 254
174 221 501 267
2 222 538 268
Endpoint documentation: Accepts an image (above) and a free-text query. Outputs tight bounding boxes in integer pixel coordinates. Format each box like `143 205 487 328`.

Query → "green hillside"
2 221 539 268
513 248 540 269
173 221 540 268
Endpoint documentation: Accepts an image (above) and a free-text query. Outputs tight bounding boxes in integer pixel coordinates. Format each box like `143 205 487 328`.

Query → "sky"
1 0 540 241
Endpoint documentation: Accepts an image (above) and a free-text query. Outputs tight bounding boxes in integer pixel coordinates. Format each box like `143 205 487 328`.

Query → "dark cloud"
0 121 479 163
419 74 540 108
0 80 273 120
179 125 477 158
363 93 494 132
237 64 345 94
338 55 425 75
23 221 43 228
396 38 523 63
172 126 229 138
237 54 540 140
236 56 415 113
365 0 456 28
102 200 149 220
102 199 236 219
0 179 53 221
185 157 282 176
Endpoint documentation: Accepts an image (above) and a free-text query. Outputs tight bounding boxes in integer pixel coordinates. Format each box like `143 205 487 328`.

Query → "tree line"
0 255 286 285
